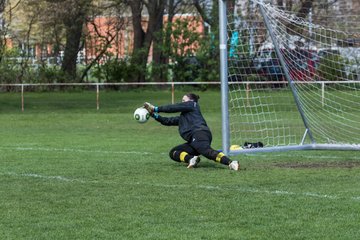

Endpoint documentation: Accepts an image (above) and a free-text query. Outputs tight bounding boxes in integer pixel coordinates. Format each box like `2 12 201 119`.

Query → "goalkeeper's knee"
169 149 181 162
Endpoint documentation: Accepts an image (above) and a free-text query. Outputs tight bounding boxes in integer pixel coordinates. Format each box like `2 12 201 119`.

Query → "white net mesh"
227 0 360 151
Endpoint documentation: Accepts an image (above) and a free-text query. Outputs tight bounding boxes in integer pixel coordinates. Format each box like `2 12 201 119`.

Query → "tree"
5 0 93 81
0 0 6 62
152 0 182 81
81 6 128 81
2 0 48 83
126 0 165 82
58 0 92 80
193 0 215 27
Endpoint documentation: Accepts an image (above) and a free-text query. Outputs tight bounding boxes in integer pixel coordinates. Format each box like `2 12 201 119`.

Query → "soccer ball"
134 107 150 123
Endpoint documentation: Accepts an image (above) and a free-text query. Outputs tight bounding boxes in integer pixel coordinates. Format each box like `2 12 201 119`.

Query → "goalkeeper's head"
183 93 200 103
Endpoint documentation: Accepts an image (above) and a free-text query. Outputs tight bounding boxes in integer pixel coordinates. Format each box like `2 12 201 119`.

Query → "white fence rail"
0 82 221 111
0 81 358 111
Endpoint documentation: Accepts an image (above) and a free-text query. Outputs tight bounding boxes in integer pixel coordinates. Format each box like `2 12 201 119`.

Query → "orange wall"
86 16 133 62
86 15 205 63
4 14 205 62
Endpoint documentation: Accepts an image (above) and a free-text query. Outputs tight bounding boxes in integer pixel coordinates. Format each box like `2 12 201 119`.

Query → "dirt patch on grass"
274 161 360 169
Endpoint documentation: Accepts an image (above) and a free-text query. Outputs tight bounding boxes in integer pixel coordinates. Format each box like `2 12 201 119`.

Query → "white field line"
145 182 360 202
2 171 360 201
1 146 359 200
2 172 87 183
0 146 155 155
1 146 359 160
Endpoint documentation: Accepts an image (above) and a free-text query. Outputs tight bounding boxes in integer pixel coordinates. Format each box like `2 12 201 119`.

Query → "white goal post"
219 0 360 155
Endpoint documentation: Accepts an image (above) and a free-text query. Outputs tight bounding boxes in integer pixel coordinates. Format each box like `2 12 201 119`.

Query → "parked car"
253 48 317 81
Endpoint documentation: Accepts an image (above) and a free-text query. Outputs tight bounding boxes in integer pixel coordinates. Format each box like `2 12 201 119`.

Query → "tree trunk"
61 21 84 80
155 0 178 82
148 0 166 81
128 1 145 82
128 0 165 82
61 1 89 80
0 0 5 63
296 0 314 19
285 0 314 35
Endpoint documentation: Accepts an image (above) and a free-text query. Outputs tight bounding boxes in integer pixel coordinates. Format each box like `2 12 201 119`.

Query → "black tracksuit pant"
169 130 231 165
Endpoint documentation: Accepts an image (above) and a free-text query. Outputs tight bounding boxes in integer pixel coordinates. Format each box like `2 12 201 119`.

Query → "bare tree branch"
193 0 212 26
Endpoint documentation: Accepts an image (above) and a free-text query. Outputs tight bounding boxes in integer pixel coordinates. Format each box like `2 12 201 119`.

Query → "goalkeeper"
144 93 239 171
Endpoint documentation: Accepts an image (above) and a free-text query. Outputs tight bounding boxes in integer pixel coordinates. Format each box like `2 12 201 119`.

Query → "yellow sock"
216 152 225 162
179 152 188 162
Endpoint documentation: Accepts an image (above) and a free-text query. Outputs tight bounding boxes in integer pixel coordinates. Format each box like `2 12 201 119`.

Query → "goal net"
221 0 360 154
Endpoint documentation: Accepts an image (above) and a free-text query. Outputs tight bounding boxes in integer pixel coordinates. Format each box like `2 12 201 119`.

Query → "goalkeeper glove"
144 102 158 114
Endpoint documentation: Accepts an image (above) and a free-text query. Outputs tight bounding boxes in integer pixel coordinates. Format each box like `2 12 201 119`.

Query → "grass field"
1 89 360 239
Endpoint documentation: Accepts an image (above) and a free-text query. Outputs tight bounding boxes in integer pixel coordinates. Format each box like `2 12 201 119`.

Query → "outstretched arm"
144 101 195 114
152 113 179 126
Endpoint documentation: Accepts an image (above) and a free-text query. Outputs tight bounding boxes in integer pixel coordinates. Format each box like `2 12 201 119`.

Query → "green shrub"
318 54 346 81
93 57 137 83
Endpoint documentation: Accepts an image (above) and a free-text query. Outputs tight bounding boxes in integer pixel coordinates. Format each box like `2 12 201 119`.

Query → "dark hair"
186 93 200 102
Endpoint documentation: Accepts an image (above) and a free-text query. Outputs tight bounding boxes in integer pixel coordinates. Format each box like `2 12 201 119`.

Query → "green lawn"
0 90 360 239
